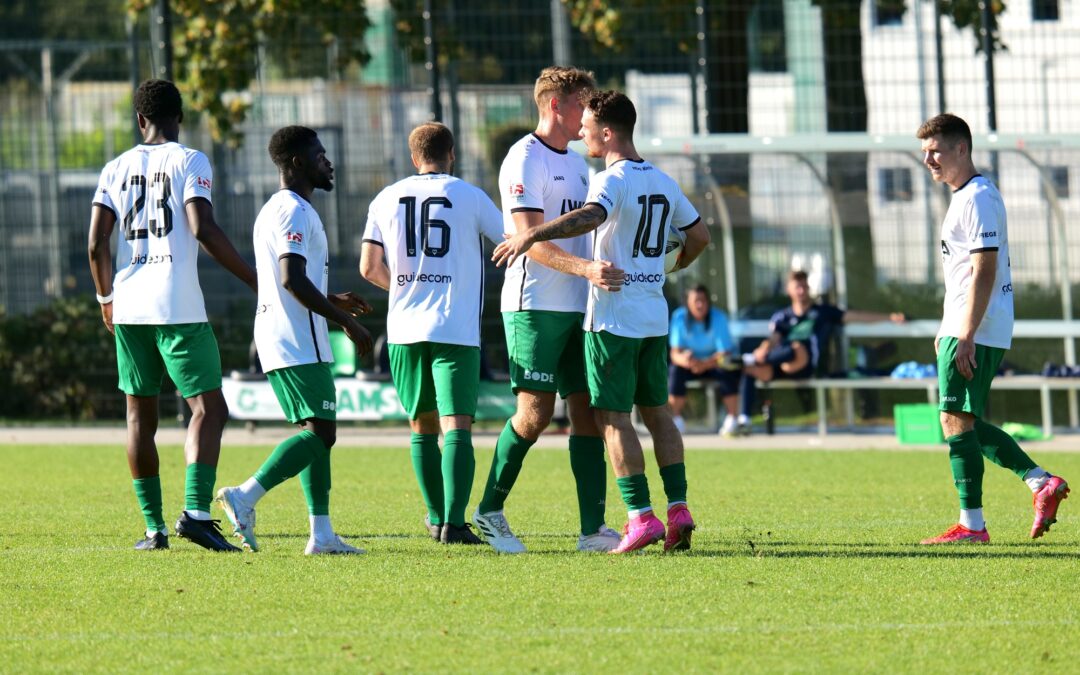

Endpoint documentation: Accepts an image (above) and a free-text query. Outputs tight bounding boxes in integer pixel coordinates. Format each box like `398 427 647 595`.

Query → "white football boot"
304 534 366 555
576 524 622 552
215 486 258 551
472 509 526 554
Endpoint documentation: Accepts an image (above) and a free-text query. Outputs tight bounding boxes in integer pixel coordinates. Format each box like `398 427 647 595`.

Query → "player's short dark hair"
583 90 636 137
268 125 319 170
688 284 710 297
133 79 182 124
916 113 973 153
408 122 454 165
788 269 809 283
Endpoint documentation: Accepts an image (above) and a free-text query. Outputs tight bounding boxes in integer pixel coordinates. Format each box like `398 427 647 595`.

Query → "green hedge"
0 295 117 420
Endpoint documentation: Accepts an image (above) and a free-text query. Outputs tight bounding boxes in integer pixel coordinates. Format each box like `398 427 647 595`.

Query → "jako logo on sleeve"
285 231 303 244
196 176 212 189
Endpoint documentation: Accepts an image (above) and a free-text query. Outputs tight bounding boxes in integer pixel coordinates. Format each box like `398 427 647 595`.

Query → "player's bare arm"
511 211 624 292
954 249 998 380
88 204 117 334
673 219 710 271
186 198 257 292
359 241 391 291
492 203 606 268
280 253 373 355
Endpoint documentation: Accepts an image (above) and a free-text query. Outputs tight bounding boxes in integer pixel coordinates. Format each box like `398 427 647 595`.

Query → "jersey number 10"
632 194 671 258
398 196 452 258
121 173 173 241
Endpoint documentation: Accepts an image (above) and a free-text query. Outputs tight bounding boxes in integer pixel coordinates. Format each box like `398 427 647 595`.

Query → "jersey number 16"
398 196 451 258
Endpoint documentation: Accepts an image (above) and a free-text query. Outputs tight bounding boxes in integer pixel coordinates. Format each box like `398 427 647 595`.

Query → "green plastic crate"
894 404 944 444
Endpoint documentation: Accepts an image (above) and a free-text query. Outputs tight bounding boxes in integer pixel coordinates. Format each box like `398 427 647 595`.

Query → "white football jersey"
939 175 1014 349
499 134 591 313
92 142 213 324
583 159 700 338
363 173 504 347
252 190 331 372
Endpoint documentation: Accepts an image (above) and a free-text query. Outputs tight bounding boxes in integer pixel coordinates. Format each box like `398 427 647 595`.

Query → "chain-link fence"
1 0 1078 419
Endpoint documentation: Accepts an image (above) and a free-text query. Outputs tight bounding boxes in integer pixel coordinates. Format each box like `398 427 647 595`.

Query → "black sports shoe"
424 515 442 541
134 531 169 550
174 512 242 552
440 522 483 545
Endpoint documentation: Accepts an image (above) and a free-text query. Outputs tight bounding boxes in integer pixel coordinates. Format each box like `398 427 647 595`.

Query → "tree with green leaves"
125 0 372 146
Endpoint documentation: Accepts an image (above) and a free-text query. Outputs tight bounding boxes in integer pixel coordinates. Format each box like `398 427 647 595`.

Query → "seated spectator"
669 285 743 436
739 269 906 431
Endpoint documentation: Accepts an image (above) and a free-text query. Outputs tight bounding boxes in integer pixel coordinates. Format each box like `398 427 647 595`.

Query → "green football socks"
253 430 327 492
659 462 688 505
442 429 475 527
300 447 332 516
184 462 216 514
975 419 1037 479
478 420 535 514
132 476 165 533
410 432 445 526
947 430 984 509
616 473 652 512
568 435 607 535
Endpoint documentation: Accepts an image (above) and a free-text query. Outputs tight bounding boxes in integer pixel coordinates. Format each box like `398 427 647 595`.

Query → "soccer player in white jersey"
216 126 374 555
916 114 1069 544
88 79 256 552
476 66 627 554
494 90 711 554
360 122 504 545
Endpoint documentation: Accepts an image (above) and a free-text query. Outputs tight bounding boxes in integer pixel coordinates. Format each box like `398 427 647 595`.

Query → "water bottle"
763 399 775 435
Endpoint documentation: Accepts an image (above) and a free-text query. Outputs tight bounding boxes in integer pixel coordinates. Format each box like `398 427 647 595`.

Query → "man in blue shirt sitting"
669 284 743 436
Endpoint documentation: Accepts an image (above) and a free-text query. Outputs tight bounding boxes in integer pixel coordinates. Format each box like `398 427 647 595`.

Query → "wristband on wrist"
96 292 114 304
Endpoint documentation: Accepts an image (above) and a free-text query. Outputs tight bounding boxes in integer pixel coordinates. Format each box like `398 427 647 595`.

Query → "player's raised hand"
330 291 373 316
584 260 625 292
342 317 374 356
492 231 535 268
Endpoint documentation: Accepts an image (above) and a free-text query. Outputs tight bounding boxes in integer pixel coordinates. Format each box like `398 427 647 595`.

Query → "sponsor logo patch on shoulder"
285 231 303 244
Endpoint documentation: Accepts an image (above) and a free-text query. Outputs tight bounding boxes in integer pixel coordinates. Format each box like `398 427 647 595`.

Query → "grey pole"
423 0 442 122
551 0 573 65
126 15 141 144
149 0 173 80
979 0 999 182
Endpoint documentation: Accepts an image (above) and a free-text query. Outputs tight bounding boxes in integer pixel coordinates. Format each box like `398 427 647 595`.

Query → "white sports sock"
737 414 750 425
185 510 211 521
721 415 737 430
741 353 757 366
959 508 985 531
237 477 267 505
146 528 167 538
627 507 653 519
1023 467 1050 493
310 515 334 541
666 501 687 510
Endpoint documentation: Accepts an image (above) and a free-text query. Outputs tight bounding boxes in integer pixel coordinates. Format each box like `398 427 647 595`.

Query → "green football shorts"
584 330 669 413
937 336 1005 418
115 322 222 398
502 310 588 398
388 342 480 419
267 362 337 423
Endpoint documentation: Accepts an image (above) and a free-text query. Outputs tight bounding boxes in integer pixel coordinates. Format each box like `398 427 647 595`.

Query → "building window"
748 0 787 73
873 0 906 26
1049 166 1069 198
1033 0 1060 21
880 168 913 202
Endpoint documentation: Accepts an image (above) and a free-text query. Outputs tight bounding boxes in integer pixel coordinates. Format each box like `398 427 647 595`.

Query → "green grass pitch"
2 443 1078 672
